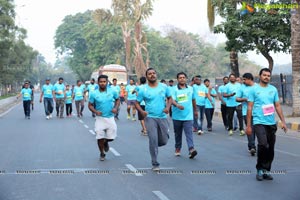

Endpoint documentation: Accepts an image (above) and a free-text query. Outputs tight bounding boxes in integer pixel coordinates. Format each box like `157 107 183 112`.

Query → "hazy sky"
14 0 291 66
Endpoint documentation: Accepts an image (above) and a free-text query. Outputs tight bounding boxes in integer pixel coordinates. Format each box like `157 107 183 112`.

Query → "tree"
291 0 300 116
214 0 291 72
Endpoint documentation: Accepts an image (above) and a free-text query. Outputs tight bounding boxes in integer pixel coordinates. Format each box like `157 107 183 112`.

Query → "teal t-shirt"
125 85 137 100
87 84 98 97
21 88 32 101
248 84 279 125
218 85 228 105
137 83 171 118
65 90 73 104
53 83 65 99
89 88 119 118
205 88 217 109
42 84 53 98
73 86 85 101
111 85 121 95
193 84 208 106
236 83 257 116
136 85 145 106
224 82 241 107
172 85 194 121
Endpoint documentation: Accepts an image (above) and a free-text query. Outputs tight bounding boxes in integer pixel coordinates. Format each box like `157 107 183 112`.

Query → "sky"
14 0 291 67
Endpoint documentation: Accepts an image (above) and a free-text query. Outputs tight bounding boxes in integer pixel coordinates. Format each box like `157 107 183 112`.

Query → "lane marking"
89 130 96 135
78 119 84 123
228 136 300 157
109 147 121 156
153 191 170 200
84 124 89 129
125 164 143 176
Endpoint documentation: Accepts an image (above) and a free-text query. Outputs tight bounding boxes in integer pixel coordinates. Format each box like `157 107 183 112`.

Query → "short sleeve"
89 92 95 104
136 87 144 103
248 88 254 102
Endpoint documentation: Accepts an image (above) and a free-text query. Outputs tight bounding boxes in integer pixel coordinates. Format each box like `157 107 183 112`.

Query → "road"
0 97 299 200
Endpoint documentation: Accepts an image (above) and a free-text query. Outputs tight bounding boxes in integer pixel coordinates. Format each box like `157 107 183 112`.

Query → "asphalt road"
0 97 299 200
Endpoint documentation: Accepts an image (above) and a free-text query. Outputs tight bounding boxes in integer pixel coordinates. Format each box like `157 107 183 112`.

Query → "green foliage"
214 0 291 70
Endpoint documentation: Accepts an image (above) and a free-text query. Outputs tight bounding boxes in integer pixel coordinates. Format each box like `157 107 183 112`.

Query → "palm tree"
291 0 300 116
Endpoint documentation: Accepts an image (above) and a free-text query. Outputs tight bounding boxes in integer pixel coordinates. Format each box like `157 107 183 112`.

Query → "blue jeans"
205 108 214 129
173 120 194 151
43 98 54 116
193 105 205 131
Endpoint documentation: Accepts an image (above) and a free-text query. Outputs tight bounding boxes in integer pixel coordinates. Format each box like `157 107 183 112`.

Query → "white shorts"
95 116 117 140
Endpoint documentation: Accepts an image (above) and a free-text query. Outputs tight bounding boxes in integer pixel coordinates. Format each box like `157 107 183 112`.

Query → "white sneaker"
197 130 204 135
46 116 50 120
49 114 53 119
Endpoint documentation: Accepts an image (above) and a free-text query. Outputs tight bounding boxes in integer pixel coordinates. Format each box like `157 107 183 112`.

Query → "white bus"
91 64 128 85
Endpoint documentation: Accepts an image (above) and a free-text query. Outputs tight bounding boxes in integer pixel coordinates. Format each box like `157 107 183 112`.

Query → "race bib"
24 93 30 97
46 89 51 94
58 90 63 95
262 104 275 116
67 96 72 100
76 92 82 97
198 91 205 97
177 94 188 103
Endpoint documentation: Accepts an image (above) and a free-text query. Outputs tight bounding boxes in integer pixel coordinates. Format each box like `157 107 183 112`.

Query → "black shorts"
138 105 145 120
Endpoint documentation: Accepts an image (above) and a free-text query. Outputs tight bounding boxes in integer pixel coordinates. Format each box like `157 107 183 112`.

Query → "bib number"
262 104 275 116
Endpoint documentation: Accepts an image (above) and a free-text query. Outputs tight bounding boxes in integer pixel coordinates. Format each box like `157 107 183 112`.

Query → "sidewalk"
213 100 300 132
0 96 21 117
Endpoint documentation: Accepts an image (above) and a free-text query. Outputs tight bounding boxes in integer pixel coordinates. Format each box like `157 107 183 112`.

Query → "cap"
46 77 50 81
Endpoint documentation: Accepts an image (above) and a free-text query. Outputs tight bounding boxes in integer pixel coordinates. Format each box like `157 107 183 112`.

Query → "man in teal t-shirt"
171 72 198 159
39 78 54 119
18 81 32 119
218 76 229 130
110 78 121 120
88 75 120 161
125 79 137 120
135 68 172 171
72 80 86 118
246 68 287 181
87 78 98 117
53 77 65 118
204 79 217 132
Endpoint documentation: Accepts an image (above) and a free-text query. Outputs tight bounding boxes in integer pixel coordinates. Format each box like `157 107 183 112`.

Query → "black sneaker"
100 153 106 161
263 171 273 180
189 150 198 159
104 140 109 152
250 148 256 156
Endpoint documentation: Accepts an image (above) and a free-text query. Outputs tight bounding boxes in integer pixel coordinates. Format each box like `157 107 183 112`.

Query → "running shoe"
207 128 212 132
189 149 197 159
100 153 106 161
127 115 131 120
250 148 256 156
239 130 245 136
49 114 53 119
132 117 136 121
263 171 273 180
46 115 50 120
197 130 204 135
256 170 264 181
228 130 233 136
174 149 181 156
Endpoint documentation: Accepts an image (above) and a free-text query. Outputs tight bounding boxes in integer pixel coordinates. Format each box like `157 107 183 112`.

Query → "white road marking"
125 164 143 176
89 130 96 135
109 147 121 156
153 191 170 200
84 124 89 129
78 119 84 123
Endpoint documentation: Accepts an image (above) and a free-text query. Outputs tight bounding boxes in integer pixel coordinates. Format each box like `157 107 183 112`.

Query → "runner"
120 83 126 105
18 81 32 119
110 78 121 120
88 75 120 161
236 73 257 156
246 68 287 181
204 79 217 132
135 68 172 171
72 80 86 118
193 75 208 135
65 84 73 117
125 79 137 121
87 78 98 117
39 78 54 120
223 73 244 136
171 72 198 159
136 76 147 135
53 77 65 118
217 76 229 130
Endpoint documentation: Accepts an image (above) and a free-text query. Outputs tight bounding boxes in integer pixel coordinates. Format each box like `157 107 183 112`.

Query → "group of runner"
18 67 288 181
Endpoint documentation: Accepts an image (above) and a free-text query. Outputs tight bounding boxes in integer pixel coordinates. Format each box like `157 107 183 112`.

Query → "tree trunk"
133 21 147 80
121 23 132 75
260 50 274 72
291 0 300 117
230 49 239 77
